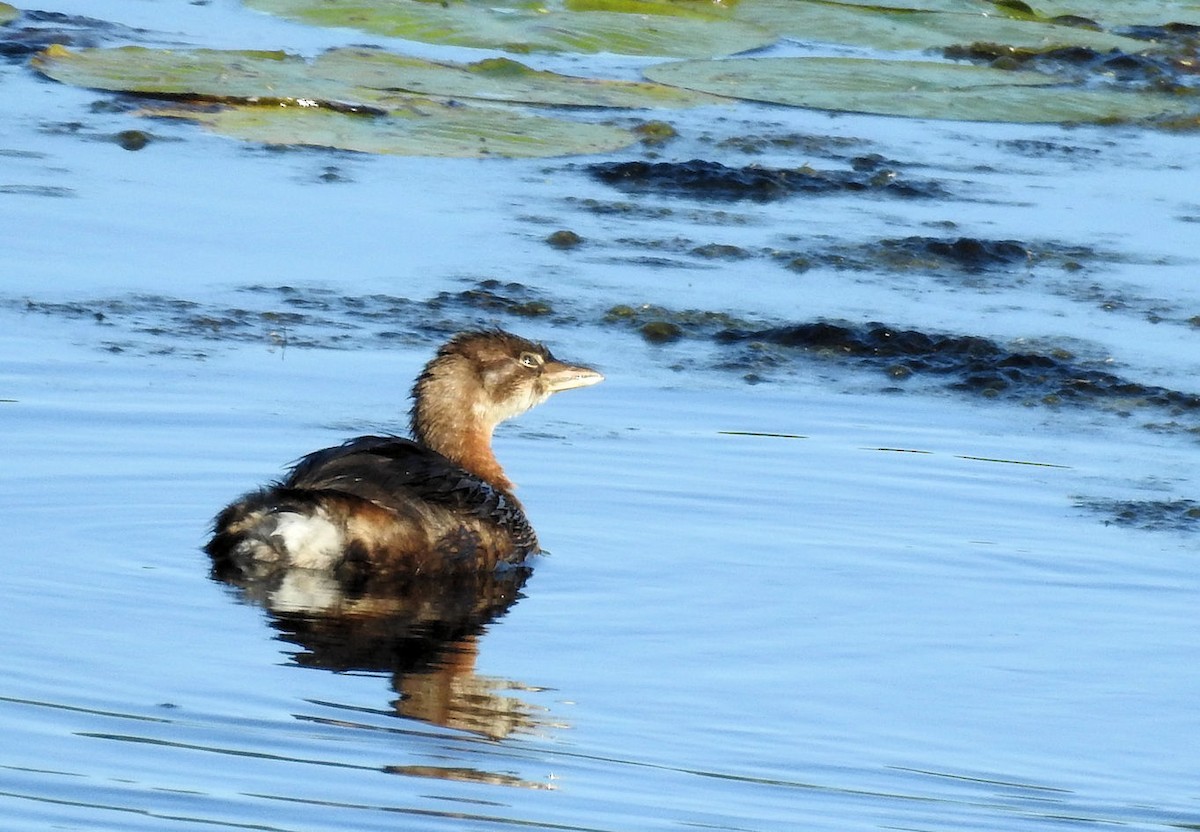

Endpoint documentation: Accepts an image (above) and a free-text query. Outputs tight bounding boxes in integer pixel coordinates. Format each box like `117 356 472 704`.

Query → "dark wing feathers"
283 435 535 551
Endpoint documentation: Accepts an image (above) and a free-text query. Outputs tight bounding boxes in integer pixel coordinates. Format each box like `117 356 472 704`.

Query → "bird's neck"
412 382 513 492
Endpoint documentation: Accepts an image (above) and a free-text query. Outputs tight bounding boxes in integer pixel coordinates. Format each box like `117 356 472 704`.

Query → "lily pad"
315 47 726 108
808 0 994 10
1021 0 1200 27
245 0 776 58
142 100 635 158
645 57 1194 123
778 0 1200 29
33 43 719 110
33 45 641 157
32 45 363 106
731 0 1151 53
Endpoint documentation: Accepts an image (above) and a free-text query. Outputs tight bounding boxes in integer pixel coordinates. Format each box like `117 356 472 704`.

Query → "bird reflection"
214 564 549 740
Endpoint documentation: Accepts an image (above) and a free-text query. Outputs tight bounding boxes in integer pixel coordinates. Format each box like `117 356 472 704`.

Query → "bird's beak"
543 360 604 393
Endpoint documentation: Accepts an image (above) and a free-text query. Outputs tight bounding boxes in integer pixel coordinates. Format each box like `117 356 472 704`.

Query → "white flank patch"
270 509 343 570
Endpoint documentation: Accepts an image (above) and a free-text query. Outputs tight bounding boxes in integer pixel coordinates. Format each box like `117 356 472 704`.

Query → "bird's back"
207 436 538 580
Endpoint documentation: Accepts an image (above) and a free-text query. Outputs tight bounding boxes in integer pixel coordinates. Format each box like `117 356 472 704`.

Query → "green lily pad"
32 44 362 105
742 0 1200 29
1021 0 1200 27
32 43 719 110
645 57 1194 123
0 2 17 25
33 45 642 157
812 0 993 10
313 47 726 108
141 100 635 157
731 0 1151 53
245 0 777 58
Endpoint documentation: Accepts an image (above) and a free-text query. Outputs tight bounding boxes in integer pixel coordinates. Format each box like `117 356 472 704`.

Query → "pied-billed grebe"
206 330 602 579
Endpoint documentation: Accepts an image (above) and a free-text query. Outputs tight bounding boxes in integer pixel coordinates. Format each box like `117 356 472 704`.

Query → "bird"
206 329 603 581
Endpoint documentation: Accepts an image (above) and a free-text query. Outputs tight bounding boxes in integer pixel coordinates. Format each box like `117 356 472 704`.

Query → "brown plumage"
206 330 603 580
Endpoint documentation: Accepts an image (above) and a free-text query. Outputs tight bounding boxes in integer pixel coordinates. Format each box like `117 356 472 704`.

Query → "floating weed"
1075 497 1200 532
9 286 1200 425
587 158 946 201
942 42 1200 93
639 321 684 343
0 183 76 198
869 447 1070 467
954 454 1071 468
5 281 569 355
432 280 556 318
775 236 1041 277
0 9 150 62
603 303 754 341
718 430 808 439
1000 137 1104 158
713 131 870 157
772 235 1140 297
546 230 585 250
714 319 1200 415
565 196 754 229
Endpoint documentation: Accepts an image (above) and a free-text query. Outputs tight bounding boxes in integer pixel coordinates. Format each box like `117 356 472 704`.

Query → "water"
2 3 1199 830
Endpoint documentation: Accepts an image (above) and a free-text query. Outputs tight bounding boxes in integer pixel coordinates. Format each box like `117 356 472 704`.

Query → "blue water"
2 2 1199 830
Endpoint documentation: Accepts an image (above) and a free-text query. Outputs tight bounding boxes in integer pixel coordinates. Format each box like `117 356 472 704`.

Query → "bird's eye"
519 352 542 369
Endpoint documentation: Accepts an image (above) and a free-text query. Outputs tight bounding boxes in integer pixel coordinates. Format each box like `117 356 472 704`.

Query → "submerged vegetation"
587 159 946 200
1074 496 1200 532
11 281 1200 428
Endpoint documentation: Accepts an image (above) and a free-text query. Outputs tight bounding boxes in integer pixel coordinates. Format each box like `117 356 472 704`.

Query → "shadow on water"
214 563 547 743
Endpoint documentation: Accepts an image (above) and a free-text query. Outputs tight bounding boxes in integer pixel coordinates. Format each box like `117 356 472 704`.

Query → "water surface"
2 3 1198 831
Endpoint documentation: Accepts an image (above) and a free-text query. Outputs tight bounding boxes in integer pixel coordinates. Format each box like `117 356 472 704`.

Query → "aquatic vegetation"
246 0 1155 56
638 320 684 343
0 8 151 61
584 295 1200 414
26 279 1194 422
604 303 752 335
24 0 1199 156
729 0 1151 53
691 243 751 260
245 0 777 58
717 320 1200 413
774 236 1101 276
7 282 569 353
643 57 1193 124
237 0 1198 119
999 137 1104 158
943 42 1200 92
875 237 1033 272
545 230 585 249
1074 496 1200 531
431 280 556 318
1012 0 1200 28
31 44 722 158
138 101 635 159
587 159 946 201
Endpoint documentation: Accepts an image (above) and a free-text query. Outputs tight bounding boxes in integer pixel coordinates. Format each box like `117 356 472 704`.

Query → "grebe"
206 330 603 580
